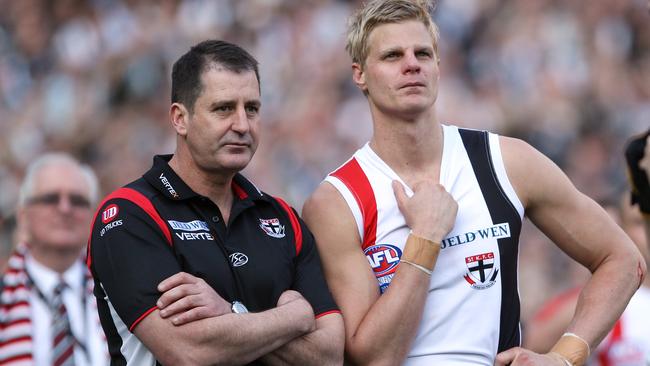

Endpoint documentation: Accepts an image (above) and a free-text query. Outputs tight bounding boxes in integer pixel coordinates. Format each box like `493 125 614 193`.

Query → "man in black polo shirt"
88 40 344 365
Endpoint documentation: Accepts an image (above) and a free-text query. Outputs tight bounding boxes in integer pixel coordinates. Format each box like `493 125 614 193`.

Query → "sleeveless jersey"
591 286 650 366
325 125 524 365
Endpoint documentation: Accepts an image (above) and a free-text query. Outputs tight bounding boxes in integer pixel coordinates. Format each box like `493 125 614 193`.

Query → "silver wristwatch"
231 301 249 314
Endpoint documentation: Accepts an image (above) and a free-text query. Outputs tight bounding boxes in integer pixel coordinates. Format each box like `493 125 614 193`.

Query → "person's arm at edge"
133 292 315 366
497 137 646 365
302 180 455 366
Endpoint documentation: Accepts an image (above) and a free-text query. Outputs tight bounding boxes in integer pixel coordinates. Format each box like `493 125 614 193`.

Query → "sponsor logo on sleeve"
364 244 402 294
259 218 285 238
464 252 499 290
100 219 123 237
102 204 119 224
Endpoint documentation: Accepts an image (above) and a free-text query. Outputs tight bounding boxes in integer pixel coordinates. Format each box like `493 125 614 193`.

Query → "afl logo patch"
229 252 249 267
364 244 402 276
102 204 119 224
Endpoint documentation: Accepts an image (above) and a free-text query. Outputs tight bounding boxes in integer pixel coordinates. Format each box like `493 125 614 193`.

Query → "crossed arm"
149 272 344 366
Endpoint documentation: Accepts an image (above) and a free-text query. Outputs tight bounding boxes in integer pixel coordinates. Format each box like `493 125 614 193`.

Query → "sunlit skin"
353 20 440 122
168 65 261 217
170 65 261 183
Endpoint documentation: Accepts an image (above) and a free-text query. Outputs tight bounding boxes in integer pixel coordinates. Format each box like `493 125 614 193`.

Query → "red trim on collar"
232 181 248 199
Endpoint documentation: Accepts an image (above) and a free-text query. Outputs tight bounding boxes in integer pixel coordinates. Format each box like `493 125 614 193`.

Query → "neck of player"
369 109 443 184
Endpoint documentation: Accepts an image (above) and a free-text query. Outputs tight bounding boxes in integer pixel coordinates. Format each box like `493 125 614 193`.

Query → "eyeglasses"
27 192 91 209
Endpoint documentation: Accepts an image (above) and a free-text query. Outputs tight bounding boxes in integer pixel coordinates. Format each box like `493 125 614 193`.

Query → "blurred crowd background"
0 0 648 325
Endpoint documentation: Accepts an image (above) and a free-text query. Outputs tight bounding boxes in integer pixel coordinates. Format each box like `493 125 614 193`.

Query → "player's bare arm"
156 272 344 366
302 179 456 365
496 136 646 366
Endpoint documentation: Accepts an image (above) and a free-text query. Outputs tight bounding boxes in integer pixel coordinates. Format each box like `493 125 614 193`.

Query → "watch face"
231 301 248 314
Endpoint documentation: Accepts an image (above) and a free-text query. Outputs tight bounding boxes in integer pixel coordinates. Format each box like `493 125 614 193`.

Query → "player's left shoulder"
498 135 573 207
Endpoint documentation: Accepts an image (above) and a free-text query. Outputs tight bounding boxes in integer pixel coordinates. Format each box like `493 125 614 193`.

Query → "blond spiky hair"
346 0 440 66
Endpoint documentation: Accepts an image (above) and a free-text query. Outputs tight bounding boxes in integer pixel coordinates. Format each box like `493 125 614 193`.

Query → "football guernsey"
325 125 524 365
88 155 338 366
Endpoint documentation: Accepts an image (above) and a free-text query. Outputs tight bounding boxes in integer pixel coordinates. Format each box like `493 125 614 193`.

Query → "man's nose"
403 51 421 73
57 195 73 213
231 107 251 134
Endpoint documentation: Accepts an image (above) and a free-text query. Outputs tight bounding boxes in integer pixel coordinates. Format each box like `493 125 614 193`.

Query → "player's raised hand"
392 179 457 243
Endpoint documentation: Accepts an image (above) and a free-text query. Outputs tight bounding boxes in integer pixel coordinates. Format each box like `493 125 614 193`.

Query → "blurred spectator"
0 0 649 325
0 153 108 366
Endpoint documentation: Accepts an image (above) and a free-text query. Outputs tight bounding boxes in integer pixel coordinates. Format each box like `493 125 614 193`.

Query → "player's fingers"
158 271 196 292
494 347 521 366
159 293 201 318
171 306 210 326
392 180 408 210
157 283 198 309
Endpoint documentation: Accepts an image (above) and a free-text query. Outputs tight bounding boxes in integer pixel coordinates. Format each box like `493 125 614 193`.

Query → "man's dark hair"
171 40 260 113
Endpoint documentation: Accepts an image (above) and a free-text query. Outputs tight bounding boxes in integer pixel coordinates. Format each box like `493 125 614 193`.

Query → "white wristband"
400 259 432 276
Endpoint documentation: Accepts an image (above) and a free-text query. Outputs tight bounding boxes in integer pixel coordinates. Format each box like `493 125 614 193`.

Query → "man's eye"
215 105 233 112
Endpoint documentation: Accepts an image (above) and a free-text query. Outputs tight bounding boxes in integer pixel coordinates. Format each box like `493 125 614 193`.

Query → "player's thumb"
494 347 520 366
392 180 407 210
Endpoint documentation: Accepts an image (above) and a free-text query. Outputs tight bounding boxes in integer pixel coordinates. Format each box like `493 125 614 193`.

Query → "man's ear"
352 63 368 93
170 103 190 136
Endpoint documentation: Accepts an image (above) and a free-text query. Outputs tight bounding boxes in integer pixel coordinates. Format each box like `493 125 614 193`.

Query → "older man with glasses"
0 153 108 366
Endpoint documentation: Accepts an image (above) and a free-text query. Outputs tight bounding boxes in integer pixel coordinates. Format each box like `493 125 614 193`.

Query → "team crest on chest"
259 218 285 238
463 252 499 290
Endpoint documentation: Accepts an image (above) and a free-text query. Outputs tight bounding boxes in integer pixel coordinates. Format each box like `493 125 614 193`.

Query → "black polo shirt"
88 155 338 365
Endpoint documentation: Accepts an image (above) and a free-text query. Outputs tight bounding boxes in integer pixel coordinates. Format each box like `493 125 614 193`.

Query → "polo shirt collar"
143 155 267 203
144 155 197 200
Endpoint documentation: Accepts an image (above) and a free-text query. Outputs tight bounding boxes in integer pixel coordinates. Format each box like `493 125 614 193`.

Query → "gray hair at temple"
17 153 99 208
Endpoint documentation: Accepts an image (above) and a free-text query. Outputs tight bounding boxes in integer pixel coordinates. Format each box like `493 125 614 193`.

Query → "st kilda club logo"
463 252 499 290
259 218 285 238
